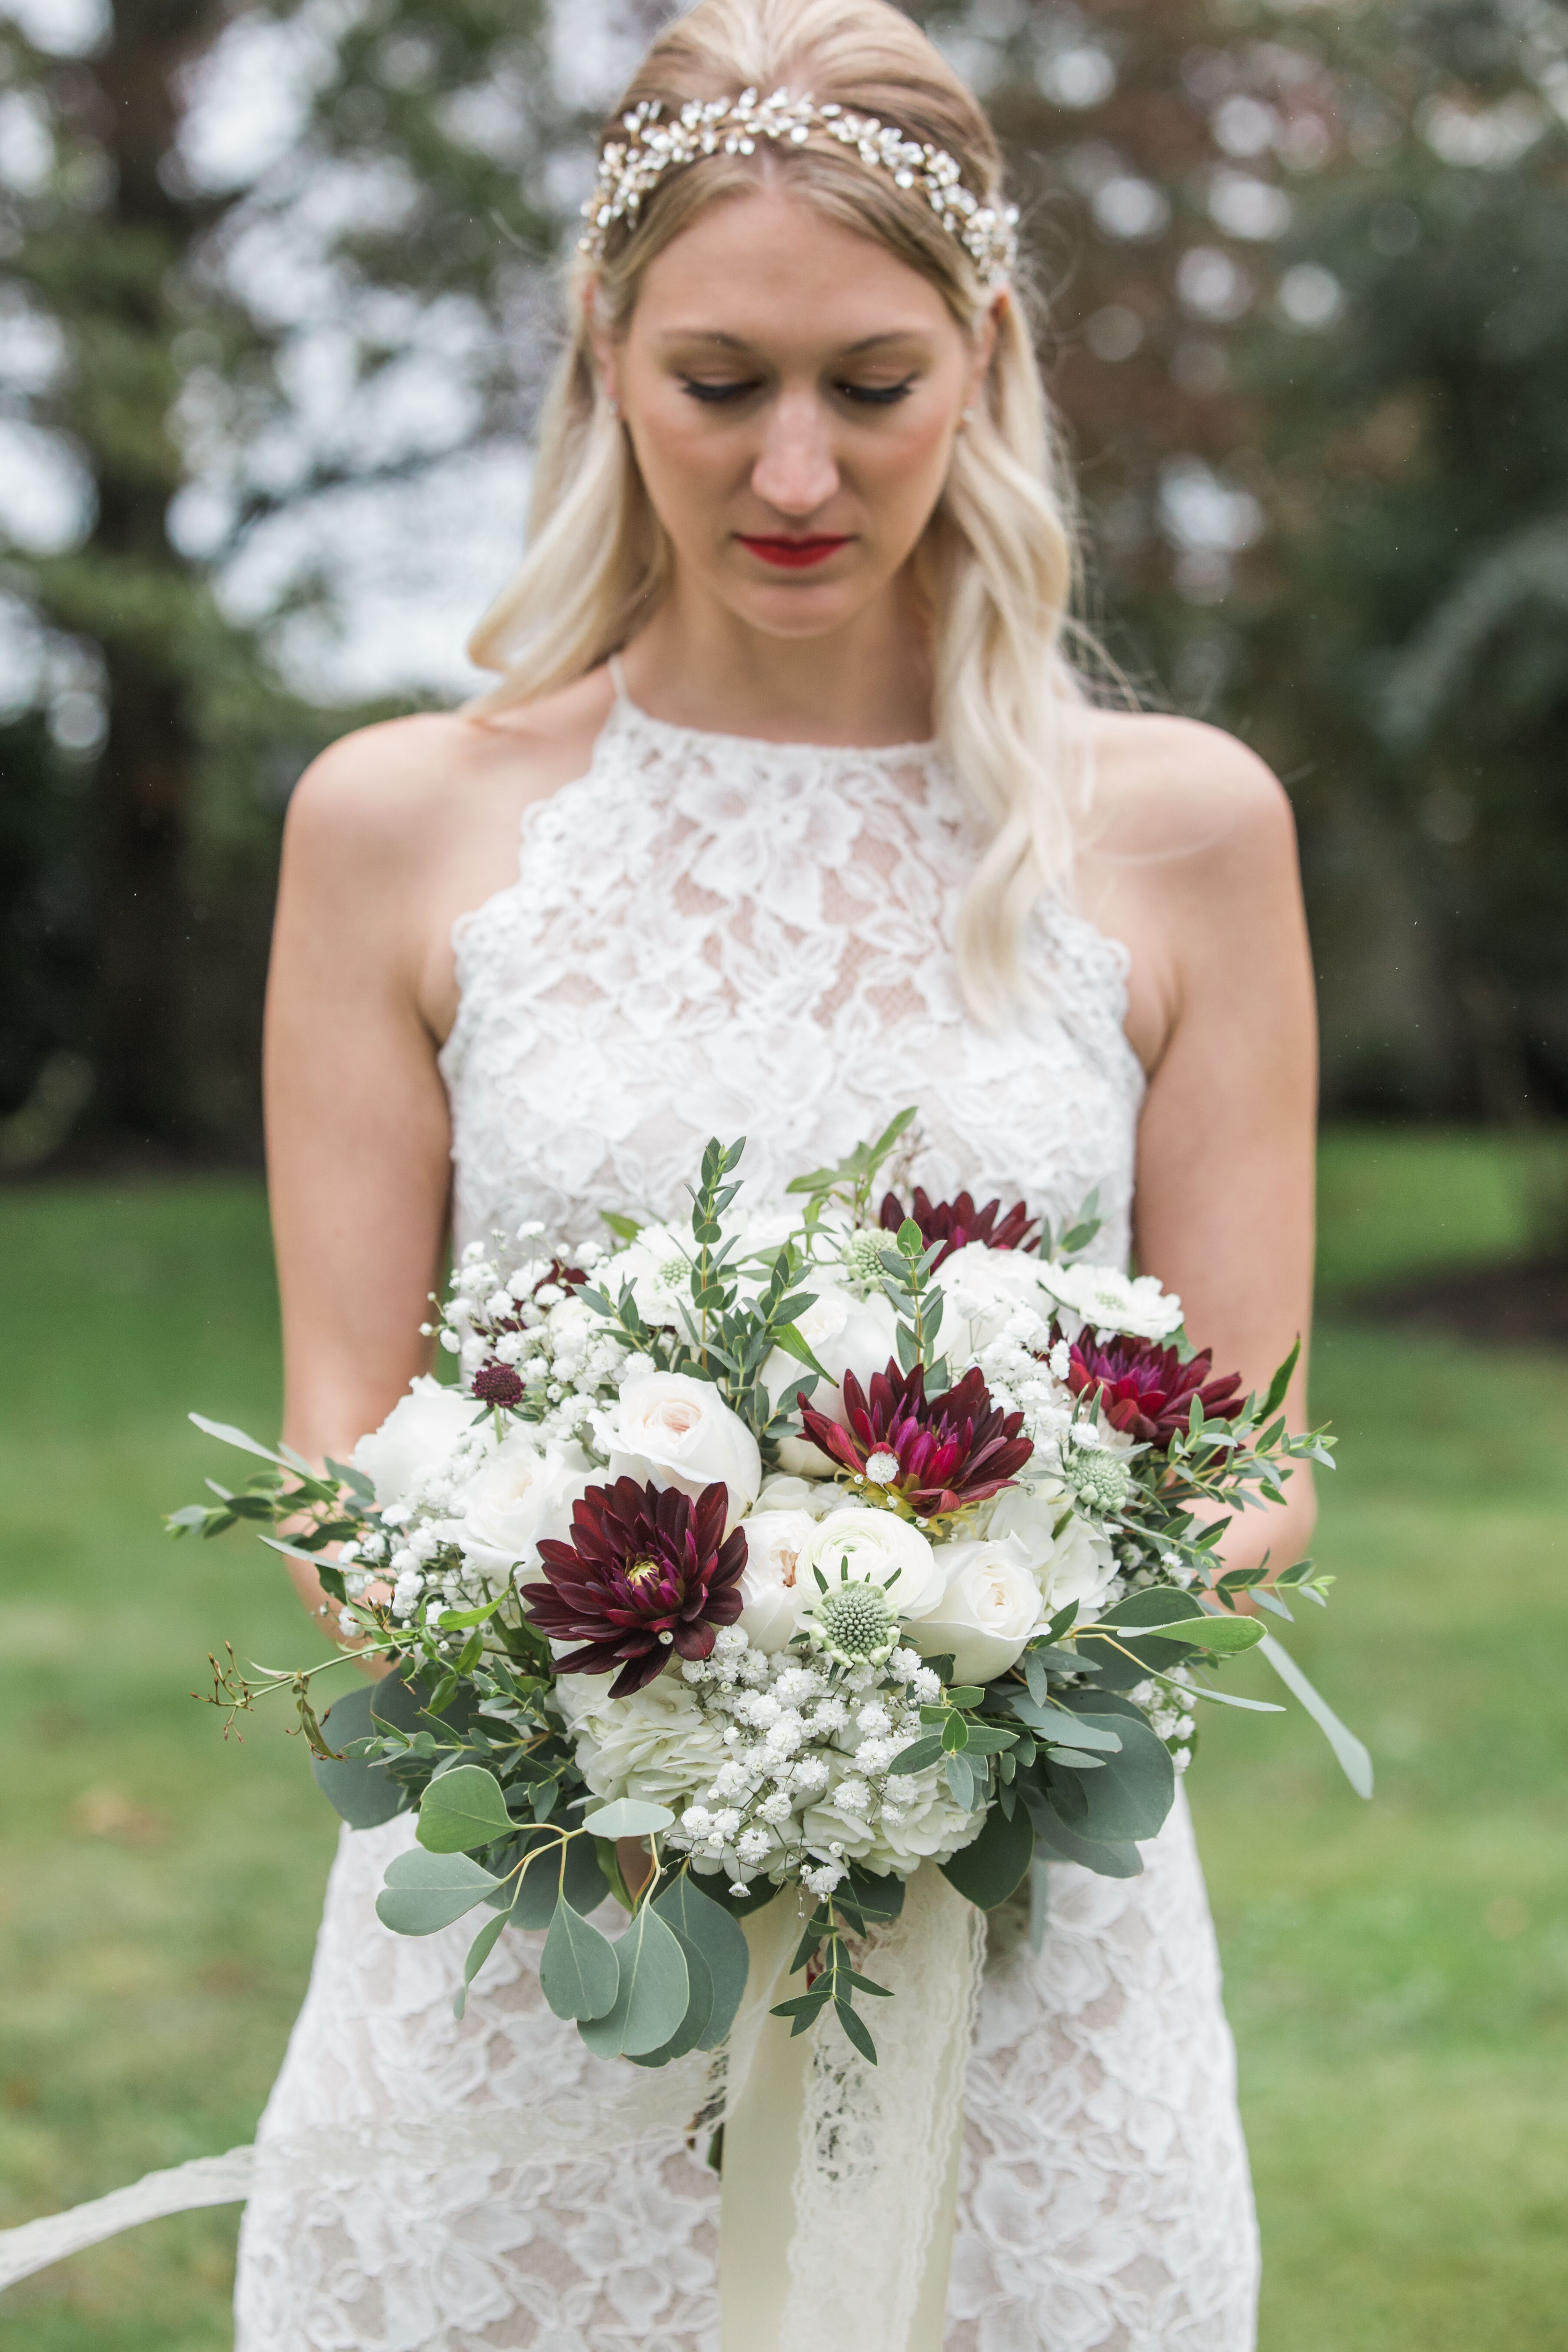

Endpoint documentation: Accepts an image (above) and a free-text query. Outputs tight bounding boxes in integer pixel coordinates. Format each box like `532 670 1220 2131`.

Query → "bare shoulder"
1079 706 1298 886
282 669 615 882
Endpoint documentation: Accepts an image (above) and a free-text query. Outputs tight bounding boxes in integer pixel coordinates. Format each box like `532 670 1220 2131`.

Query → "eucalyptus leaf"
416 1765 514 1854
376 1847 500 1936
654 1878 750 2047
310 1681 413 1829
581 1798 676 1840
625 1926 715 2066
187 1413 288 1466
1257 1633 1374 1798
540 1899 619 2021
1043 1713 1174 1845
452 1909 510 2020
578 1905 692 2059
939 1792 1034 1910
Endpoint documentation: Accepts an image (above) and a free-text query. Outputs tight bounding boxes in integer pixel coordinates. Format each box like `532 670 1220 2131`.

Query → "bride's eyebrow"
654 328 935 359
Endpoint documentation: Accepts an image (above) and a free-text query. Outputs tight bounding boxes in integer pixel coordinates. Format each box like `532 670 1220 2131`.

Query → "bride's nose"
750 388 840 517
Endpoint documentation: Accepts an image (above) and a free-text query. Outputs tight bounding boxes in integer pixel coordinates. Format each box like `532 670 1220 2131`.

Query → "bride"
246 0 1317 2343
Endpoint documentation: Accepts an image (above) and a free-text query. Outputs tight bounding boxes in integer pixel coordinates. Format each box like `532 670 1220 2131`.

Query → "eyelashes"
677 376 919 408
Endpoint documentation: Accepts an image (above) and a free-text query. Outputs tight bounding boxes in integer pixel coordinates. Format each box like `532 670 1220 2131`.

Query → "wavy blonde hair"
468 0 1102 1020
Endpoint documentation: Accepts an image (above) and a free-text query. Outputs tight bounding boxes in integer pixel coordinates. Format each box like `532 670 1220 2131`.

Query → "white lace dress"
233 686 1259 2352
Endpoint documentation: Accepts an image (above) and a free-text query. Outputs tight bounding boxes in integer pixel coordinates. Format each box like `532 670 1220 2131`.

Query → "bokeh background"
2 0 1566 2344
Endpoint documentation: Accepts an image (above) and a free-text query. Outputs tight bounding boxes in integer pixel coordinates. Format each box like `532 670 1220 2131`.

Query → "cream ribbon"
0 1863 984 2344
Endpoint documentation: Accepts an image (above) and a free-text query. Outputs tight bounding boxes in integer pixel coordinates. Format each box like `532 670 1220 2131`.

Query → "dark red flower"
879 1186 1037 1269
473 1362 525 1409
1065 1331 1245 1448
801 1359 1033 1520
519 1478 746 1698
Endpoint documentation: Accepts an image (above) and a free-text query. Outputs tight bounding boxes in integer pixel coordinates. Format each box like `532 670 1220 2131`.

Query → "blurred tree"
0 0 565 1156
1233 0 1568 1122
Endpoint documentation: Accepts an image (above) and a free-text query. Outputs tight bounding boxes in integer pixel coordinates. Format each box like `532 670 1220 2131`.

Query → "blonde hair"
468 0 1101 1021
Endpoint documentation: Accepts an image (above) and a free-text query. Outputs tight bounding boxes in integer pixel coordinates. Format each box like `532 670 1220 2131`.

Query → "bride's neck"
619 574 934 748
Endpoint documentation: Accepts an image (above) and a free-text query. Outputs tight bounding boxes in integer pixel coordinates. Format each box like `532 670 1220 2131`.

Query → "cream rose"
797 1506 944 1619
987 1481 1119 1612
352 1375 476 1506
603 1370 762 1526
911 1536 1045 1684
452 1433 593 1570
736 1508 817 1652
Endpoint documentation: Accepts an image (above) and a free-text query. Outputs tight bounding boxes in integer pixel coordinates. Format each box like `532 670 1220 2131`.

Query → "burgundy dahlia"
519 1478 746 1698
879 1186 1037 1269
1065 1331 1245 1449
802 1359 1033 1520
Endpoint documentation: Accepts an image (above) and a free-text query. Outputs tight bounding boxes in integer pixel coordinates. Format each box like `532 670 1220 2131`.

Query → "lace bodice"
439 682 1145 1263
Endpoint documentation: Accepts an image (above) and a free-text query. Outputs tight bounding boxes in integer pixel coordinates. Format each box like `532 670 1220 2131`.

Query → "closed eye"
837 376 918 406
680 377 763 404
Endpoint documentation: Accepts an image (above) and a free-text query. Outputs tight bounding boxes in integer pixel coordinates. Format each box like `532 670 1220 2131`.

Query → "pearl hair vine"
579 85 1019 292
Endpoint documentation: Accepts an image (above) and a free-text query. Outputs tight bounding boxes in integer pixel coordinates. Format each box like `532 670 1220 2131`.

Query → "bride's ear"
583 280 624 420
965 296 1002 415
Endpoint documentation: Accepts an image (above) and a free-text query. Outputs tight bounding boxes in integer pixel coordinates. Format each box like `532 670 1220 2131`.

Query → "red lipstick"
736 534 852 569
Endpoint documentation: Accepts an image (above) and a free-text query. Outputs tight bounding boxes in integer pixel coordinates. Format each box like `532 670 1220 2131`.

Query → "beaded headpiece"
579 85 1019 292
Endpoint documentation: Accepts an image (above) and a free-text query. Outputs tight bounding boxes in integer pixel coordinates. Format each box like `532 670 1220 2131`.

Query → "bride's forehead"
629 183 954 325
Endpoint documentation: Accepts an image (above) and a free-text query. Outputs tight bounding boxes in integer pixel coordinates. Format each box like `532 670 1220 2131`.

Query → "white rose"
452 1433 593 1570
603 1370 762 1526
736 1508 817 1652
352 1375 476 1506
934 1242 1052 1358
763 1283 897 1475
1038 1261 1183 1343
798 1506 944 1620
987 1482 1119 1612
563 1669 728 1808
911 1536 1045 1684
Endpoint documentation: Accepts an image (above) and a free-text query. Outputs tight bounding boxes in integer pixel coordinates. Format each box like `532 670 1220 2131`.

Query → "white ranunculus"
736 1508 817 1652
798 1506 944 1620
1038 1261 1184 1343
987 1482 1119 1612
911 1536 1045 1684
933 1242 1052 1359
452 1433 593 1570
352 1376 476 1506
603 1370 762 1526
563 1668 728 1808
752 1474 846 1520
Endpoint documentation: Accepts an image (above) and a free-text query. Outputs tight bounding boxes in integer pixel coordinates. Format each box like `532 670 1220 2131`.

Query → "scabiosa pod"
800 1566 904 1671
1064 1330 1244 1449
878 1186 1037 1269
801 1359 1033 1522
519 1476 746 1698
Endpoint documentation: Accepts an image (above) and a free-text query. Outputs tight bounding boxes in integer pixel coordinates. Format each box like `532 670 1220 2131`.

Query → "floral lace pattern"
235 688 1258 2349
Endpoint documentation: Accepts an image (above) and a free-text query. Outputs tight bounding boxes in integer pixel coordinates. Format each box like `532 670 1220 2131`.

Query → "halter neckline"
605 652 942 769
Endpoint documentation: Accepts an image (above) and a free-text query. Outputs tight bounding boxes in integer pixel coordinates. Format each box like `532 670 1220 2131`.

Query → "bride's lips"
735 534 853 570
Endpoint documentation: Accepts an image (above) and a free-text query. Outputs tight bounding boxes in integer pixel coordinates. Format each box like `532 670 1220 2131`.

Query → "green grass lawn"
2 1132 1566 2347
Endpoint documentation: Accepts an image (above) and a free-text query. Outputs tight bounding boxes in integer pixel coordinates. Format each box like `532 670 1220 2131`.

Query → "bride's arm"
1088 718 1319 1586
264 720 460 1627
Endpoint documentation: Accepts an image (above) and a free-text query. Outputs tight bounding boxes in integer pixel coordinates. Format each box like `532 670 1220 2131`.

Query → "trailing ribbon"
0 1865 981 2351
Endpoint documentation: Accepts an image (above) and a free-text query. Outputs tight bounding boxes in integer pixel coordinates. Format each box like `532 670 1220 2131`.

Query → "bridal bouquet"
174 1112 1339 2065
